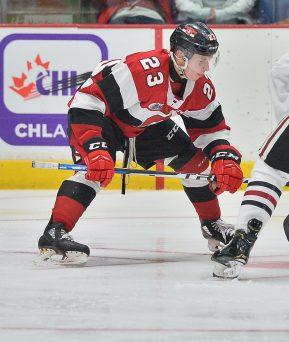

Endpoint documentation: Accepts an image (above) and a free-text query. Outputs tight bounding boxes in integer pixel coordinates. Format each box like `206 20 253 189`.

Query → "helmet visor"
187 51 220 75
208 50 220 73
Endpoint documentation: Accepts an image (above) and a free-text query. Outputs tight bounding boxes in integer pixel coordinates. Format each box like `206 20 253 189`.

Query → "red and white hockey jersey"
68 49 231 156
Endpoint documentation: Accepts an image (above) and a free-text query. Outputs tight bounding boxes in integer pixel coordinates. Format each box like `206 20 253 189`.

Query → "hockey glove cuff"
82 137 115 187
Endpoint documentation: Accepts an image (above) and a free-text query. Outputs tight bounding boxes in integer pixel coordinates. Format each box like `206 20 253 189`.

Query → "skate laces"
60 230 73 241
212 219 234 237
48 227 73 241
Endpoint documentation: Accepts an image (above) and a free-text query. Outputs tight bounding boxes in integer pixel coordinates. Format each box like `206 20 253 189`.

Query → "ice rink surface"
1 189 289 342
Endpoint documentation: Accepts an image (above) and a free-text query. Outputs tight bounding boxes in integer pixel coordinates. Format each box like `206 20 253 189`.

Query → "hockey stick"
32 161 214 181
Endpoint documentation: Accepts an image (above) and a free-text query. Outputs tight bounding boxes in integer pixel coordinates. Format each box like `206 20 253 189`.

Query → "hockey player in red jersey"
38 22 243 263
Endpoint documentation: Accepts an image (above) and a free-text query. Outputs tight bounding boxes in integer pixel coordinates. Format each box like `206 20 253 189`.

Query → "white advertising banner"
0 26 289 161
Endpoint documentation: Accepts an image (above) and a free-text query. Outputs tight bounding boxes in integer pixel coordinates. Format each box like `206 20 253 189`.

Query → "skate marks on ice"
4 246 289 283
85 247 210 267
0 245 211 269
32 247 210 269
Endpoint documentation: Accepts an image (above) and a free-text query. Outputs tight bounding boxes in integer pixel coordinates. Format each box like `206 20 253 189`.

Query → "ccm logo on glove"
88 141 107 151
211 151 240 163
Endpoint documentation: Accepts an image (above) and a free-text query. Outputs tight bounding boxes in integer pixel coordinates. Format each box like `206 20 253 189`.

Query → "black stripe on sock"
247 181 282 197
241 200 272 216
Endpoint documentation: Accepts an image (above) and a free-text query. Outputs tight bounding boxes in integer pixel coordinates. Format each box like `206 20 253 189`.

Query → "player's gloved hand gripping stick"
209 145 243 195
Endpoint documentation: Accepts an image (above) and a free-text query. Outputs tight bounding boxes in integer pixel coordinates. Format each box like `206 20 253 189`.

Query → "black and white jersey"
259 115 289 174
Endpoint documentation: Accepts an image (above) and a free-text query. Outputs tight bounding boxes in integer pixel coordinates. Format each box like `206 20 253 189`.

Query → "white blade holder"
32 161 214 181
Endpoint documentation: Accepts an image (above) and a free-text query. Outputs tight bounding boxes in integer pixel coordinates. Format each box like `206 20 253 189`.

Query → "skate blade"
34 248 88 266
212 261 241 279
208 239 221 252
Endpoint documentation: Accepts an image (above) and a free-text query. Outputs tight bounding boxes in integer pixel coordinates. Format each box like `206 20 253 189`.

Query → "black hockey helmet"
170 22 219 57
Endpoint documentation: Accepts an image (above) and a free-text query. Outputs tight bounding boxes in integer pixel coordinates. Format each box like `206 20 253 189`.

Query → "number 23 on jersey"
140 57 164 87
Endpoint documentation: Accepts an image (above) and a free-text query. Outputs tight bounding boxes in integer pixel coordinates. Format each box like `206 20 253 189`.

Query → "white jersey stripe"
112 62 139 109
91 59 121 76
193 129 230 149
70 90 106 113
183 100 220 121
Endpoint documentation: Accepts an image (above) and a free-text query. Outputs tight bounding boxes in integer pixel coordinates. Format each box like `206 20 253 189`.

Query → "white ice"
1 189 289 342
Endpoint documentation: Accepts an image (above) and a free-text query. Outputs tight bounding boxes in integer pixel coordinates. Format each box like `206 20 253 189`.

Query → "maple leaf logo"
10 54 50 100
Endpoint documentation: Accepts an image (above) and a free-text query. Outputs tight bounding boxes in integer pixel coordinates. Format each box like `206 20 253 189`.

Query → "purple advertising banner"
0 33 108 146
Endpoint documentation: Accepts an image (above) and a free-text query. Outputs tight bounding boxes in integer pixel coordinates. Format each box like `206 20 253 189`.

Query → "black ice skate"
38 222 90 264
200 218 235 252
211 218 262 279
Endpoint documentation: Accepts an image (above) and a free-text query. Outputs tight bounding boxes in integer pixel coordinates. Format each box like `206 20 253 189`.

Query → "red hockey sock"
52 196 86 231
193 198 221 221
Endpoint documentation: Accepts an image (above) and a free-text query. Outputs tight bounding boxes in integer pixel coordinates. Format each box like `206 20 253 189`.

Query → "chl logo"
10 53 77 100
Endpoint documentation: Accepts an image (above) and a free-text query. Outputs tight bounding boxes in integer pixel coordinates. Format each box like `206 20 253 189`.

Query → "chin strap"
170 52 188 79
